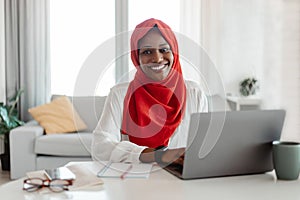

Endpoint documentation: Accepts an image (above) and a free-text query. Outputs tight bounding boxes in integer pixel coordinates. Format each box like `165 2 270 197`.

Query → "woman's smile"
149 64 166 71
147 62 169 71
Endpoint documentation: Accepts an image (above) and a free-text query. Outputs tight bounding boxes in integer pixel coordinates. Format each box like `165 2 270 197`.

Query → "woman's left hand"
161 148 185 166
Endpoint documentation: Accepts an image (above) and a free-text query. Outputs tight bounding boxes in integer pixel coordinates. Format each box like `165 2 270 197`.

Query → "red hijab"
121 18 186 148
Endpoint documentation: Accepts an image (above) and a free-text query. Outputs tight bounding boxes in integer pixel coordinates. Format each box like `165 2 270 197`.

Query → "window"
50 0 115 96
50 0 184 96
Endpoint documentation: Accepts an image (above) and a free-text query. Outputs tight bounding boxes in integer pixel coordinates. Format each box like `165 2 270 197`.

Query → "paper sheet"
96 161 153 179
66 164 103 190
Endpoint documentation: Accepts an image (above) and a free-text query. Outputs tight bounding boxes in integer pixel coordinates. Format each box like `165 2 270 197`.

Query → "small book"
97 161 153 179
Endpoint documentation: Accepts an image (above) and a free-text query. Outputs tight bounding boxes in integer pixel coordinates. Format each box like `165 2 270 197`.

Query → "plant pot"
0 135 10 171
0 152 10 171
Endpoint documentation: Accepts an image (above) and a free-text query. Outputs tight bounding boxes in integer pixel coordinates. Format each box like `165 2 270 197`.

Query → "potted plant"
0 89 24 170
239 77 259 97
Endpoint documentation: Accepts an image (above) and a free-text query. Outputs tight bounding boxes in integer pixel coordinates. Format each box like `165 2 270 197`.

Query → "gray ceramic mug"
272 141 300 180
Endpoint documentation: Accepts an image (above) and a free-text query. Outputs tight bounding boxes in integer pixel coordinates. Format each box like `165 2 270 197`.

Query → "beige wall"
276 0 300 141
201 0 265 95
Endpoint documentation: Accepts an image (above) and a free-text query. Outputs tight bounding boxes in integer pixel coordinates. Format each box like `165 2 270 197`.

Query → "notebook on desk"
163 109 286 180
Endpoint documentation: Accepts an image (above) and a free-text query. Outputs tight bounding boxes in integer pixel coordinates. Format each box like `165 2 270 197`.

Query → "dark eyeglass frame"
23 178 73 192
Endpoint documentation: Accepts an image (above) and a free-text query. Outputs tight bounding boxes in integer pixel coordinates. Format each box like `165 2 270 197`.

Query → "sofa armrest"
10 120 44 179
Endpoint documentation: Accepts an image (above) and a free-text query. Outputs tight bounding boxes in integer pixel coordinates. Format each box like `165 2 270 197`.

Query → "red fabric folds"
121 18 186 148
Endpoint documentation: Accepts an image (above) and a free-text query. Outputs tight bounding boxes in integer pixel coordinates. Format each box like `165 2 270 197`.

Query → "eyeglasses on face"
23 178 73 192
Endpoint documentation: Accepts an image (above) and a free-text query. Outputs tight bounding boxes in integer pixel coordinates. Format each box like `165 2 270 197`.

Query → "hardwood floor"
0 163 11 185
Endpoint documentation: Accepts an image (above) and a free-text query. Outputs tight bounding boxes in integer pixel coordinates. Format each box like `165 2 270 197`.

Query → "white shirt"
92 80 208 163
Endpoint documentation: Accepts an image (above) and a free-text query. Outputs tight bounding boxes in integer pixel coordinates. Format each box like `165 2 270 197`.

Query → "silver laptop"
164 109 286 179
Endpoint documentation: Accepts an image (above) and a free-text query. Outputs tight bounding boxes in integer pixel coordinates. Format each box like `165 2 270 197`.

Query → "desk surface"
1 163 300 200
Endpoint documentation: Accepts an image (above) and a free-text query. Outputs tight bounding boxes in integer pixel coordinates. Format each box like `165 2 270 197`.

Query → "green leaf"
8 89 24 103
10 108 18 117
8 117 18 129
16 118 25 126
0 89 25 134
0 107 10 127
8 89 24 116
10 115 24 127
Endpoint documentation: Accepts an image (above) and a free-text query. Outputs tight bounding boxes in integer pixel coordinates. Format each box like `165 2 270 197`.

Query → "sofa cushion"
28 96 87 134
34 133 92 157
52 95 107 132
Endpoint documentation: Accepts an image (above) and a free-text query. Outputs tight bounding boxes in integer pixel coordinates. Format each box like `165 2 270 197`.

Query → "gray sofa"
9 94 228 179
10 95 107 179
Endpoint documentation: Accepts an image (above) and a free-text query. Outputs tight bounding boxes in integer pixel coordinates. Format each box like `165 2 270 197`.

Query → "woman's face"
138 29 174 81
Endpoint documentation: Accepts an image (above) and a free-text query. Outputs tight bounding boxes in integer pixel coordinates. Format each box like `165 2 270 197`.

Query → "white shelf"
226 96 261 110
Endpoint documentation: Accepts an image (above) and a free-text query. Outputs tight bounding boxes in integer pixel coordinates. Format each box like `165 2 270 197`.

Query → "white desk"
226 96 261 110
1 163 300 200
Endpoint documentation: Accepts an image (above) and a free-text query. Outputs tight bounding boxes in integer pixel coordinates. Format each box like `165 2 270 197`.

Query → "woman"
92 18 208 166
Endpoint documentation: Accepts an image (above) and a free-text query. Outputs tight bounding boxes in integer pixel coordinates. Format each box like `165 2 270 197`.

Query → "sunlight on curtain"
50 0 115 96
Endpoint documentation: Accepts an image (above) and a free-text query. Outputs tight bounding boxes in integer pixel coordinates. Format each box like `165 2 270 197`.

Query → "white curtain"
0 0 5 155
5 0 50 121
180 0 225 97
0 0 5 103
180 0 202 45
115 0 129 83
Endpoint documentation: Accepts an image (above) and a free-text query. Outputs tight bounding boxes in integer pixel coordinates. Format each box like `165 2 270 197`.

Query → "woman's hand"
139 148 156 163
139 147 185 166
161 148 185 166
